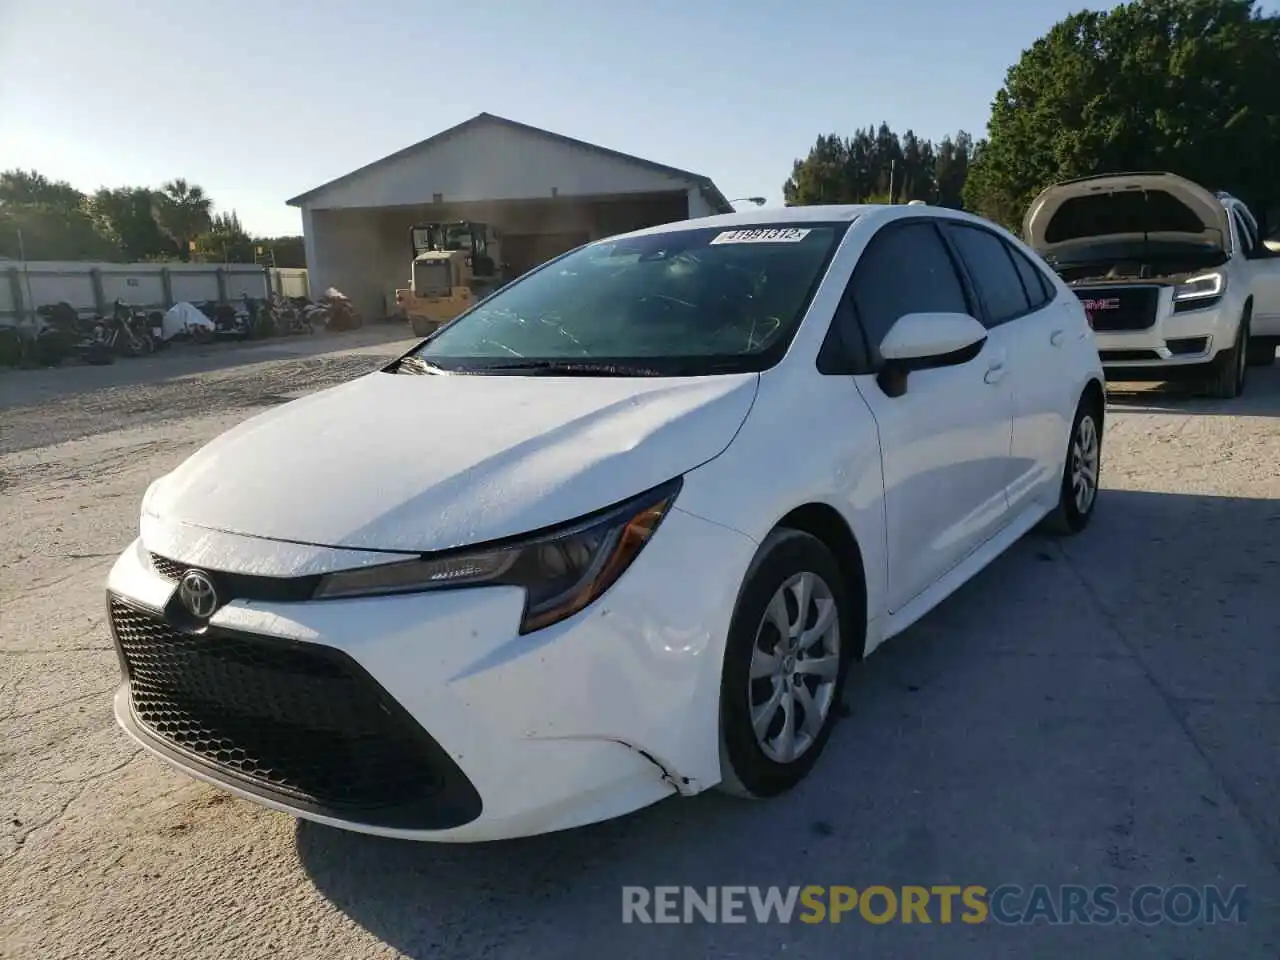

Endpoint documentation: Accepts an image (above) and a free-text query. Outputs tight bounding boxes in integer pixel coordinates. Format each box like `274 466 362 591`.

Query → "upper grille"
150 553 186 581
110 596 450 815
1073 285 1162 332
147 553 320 604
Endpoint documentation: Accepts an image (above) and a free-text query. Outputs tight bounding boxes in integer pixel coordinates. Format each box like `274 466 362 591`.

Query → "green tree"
0 169 86 211
193 211 255 263
783 125 975 208
91 187 179 261
964 0 1280 230
152 178 213 260
934 132 974 209
0 169 116 260
251 235 306 268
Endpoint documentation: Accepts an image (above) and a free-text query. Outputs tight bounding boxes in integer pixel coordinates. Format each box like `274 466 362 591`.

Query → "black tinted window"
849 222 969 355
1008 243 1054 309
947 225 1030 326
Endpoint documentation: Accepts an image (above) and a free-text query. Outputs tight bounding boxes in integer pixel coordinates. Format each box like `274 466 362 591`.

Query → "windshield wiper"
478 360 667 376
392 355 447 375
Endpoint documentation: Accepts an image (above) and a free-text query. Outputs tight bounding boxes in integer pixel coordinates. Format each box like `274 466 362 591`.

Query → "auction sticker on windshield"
709 228 812 245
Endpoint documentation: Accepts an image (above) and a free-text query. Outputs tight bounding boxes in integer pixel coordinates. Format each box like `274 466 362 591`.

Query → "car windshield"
407 222 848 376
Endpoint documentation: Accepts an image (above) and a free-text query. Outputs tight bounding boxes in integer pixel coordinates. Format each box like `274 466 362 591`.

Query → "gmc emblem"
1079 296 1121 329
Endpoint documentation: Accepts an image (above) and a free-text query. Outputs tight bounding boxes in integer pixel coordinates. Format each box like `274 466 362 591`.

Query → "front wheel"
717 530 857 799
1040 391 1103 536
1203 313 1249 398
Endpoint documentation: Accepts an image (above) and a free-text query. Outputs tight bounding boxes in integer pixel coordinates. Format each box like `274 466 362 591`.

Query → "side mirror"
877 311 988 397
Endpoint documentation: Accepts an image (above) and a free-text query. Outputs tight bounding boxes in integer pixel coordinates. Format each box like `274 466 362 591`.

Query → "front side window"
848 221 969 359
409 223 848 375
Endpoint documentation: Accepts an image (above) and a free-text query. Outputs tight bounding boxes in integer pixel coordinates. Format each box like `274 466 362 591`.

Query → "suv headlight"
313 477 682 633
1173 272 1225 303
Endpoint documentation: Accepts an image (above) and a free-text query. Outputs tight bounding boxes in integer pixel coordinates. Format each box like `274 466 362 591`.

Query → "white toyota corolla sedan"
108 204 1105 842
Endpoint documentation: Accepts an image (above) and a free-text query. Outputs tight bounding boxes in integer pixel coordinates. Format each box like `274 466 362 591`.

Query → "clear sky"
2 0 1114 237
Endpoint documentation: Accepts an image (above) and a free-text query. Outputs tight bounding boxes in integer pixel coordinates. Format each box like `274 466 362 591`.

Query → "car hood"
143 369 759 553
1023 172 1231 259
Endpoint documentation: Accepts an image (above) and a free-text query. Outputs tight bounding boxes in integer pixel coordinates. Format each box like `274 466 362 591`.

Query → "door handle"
1050 329 1065 347
984 362 1006 385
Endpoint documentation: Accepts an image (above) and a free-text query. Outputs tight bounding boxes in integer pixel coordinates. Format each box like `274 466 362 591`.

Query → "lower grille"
1166 336 1210 356
110 596 467 821
1100 349 1162 362
1074 285 1161 332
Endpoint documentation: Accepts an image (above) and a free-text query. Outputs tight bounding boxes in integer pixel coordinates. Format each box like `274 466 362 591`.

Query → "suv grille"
110 596 461 820
1074 285 1161 331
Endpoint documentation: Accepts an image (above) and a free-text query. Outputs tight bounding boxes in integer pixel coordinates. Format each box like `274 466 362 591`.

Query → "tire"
1203 311 1249 399
410 317 439 338
717 529 858 799
1246 336 1277 367
1039 390 1103 536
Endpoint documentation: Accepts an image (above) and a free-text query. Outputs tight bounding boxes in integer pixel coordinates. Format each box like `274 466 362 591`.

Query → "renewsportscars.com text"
621 884 1249 925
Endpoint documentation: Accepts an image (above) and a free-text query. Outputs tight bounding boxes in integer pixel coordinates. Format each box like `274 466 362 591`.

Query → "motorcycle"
98 299 156 357
157 302 216 346
264 292 313 335
25 303 81 366
35 301 115 364
196 300 253 340
314 287 362 332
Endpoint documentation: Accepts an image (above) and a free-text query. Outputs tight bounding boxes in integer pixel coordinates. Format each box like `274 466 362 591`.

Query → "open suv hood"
1023 173 1232 260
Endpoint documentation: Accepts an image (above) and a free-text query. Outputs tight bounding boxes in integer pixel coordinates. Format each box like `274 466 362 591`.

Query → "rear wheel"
1246 336 1277 367
1040 391 1103 536
717 530 857 799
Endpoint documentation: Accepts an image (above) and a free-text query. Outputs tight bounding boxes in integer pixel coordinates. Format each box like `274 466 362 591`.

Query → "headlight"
312 477 682 633
1173 272 1225 303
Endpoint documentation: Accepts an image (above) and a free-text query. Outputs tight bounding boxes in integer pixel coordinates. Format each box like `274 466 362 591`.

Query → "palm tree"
152 179 213 261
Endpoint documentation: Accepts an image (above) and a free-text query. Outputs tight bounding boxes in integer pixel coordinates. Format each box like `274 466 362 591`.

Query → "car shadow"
294 488 1280 959
1105 360 1280 417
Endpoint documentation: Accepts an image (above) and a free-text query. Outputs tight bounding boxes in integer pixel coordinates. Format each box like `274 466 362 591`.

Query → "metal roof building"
287 113 733 317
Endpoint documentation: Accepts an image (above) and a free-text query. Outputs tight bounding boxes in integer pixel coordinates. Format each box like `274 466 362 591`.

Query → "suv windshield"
407 222 848 376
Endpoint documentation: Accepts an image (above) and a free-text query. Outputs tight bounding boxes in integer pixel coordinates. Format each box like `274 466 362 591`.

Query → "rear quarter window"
945 224 1031 326
1007 244 1056 308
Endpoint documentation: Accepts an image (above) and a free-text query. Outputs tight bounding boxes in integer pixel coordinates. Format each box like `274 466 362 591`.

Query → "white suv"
1024 172 1280 398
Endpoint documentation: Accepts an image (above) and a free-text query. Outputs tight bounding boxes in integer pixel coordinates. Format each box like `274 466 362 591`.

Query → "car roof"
606 203 979 243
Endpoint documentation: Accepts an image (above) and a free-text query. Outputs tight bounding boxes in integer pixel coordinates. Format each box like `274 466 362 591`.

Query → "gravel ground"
1 339 1278 959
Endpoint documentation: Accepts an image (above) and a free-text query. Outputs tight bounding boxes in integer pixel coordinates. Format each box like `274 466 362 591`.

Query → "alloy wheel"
1071 415 1100 514
748 572 841 764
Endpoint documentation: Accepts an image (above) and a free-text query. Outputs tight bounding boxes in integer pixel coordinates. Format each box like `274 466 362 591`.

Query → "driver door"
846 220 1015 613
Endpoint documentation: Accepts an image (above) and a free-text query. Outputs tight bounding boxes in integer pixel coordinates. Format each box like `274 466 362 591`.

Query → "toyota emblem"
177 569 219 619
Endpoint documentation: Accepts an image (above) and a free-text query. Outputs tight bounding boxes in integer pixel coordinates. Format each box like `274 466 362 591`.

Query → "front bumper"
1094 299 1232 376
107 507 759 842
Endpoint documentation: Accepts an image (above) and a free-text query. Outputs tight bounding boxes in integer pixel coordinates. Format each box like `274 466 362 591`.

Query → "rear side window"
946 224 1030 327
1007 244 1055 309
848 221 970 358
1232 209 1257 256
